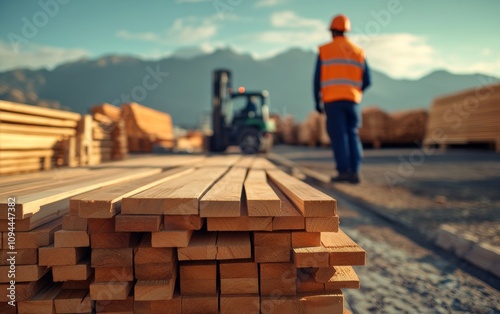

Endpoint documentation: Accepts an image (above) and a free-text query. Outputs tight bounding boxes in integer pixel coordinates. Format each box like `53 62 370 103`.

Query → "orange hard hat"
330 15 351 32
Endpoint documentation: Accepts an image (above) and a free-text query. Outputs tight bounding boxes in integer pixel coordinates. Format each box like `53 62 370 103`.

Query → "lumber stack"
424 83 500 152
175 131 205 153
358 106 388 148
297 112 321 147
0 155 365 313
269 114 283 144
121 102 175 153
0 100 81 175
282 115 298 145
385 109 428 144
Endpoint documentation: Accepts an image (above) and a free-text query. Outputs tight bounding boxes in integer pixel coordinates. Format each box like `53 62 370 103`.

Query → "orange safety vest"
319 37 365 103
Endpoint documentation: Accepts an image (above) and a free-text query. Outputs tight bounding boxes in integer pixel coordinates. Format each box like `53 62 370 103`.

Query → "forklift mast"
211 69 232 152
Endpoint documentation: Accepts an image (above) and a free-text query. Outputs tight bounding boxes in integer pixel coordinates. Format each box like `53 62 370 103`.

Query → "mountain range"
0 48 498 127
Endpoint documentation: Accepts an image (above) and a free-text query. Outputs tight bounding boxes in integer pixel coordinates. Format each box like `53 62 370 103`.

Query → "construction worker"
314 14 371 184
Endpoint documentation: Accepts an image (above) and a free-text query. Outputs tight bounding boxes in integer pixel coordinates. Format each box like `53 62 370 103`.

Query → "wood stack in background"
175 130 205 153
0 100 81 175
90 103 128 162
0 156 366 313
385 109 428 144
269 113 283 144
121 102 175 153
424 83 500 152
282 115 298 145
298 112 321 147
358 106 388 148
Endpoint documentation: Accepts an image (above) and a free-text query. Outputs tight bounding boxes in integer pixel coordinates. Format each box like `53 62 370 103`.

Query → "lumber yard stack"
424 83 500 152
121 102 175 153
0 100 81 175
358 106 388 149
282 115 298 145
0 155 365 313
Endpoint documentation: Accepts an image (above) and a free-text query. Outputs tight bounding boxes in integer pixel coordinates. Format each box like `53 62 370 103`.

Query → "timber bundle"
0 155 365 313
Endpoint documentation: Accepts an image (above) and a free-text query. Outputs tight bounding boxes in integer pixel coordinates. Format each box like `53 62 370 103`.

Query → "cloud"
0 41 89 72
482 48 491 56
271 11 324 29
117 16 217 45
255 0 287 7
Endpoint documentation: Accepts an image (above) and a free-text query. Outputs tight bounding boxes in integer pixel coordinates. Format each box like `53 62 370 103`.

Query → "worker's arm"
313 54 323 113
361 59 372 91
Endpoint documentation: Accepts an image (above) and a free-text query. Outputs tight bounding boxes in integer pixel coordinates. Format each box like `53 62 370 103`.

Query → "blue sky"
0 0 499 78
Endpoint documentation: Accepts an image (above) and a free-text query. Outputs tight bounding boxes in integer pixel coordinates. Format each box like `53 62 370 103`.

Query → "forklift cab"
210 69 275 154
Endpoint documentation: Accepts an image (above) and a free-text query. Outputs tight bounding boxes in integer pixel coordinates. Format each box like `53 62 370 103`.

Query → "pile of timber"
424 83 500 152
0 100 81 175
282 115 298 145
269 114 283 144
358 106 388 148
1 155 365 313
175 131 205 153
385 109 428 145
121 102 175 153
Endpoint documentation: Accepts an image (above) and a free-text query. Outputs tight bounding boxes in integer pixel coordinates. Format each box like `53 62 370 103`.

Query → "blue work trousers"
324 101 363 174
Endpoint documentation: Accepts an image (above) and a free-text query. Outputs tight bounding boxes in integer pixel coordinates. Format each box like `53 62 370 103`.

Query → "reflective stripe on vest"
319 38 365 103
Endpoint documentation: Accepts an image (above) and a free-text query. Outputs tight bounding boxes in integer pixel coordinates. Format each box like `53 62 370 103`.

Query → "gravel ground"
328 190 500 314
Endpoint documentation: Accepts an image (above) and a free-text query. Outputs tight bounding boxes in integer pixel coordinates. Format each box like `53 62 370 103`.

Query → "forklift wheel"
238 129 260 155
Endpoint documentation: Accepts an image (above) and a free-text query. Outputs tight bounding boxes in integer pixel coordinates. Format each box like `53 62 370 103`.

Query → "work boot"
330 172 352 183
349 173 361 184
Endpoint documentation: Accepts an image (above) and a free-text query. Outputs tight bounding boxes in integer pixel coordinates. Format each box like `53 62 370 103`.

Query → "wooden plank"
181 294 218 314
0 249 37 265
38 246 89 266
0 271 51 302
90 232 139 248
134 294 181 314
135 266 177 301
87 217 115 234
75 167 192 218
0 110 78 127
134 234 175 264
0 167 162 219
114 214 162 232
251 157 277 170
267 169 336 217
314 266 337 284
293 246 330 268
260 263 297 296
0 122 76 136
91 248 133 268
216 231 251 260
54 230 89 247
164 215 204 230
269 181 305 231
96 295 134 314
0 133 61 150
151 230 193 248
324 266 360 290
244 169 281 217
0 264 48 282
179 261 217 296
17 283 62 314
199 167 246 217
61 276 93 290
122 167 227 215
206 197 272 231
0 100 81 120
220 294 260 314
321 230 366 266
254 232 291 263
220 261 258 295
292 232 321 248
52 258 92 282
94 267 133 282
90 281 133 300
62 214 88 231
1 218 61 249
306 216 339 232
177 232 218 261
297 270 325 293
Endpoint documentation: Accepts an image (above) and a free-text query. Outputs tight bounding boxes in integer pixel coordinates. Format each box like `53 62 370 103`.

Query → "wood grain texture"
54 289 93 313
324 266 360 290
164 215 204 230
292 232 321 248
207 197 272 231
293 246 330 268
17 282 62 314
200 167 246 217
267 169 336 217
321 230 366 266
133 294 181 314
269 181 305 231
90 232 139 248
91 248 133 268
177 231 217 261
151 230 193 248
75 167 191 218
62 214 87 231
180 261 217 295
0 272 51 302
244 170 281 217
2 218 61 249
54 230 89 247
220 294 260 314
52 258 92 282
0 249 37 265
38 246 89 266
114 214 162 232
305 216 339 232
219 261 259 295
96 295 135 313
260 263 297 296
181 294 219 314
94 266 133 282
90 281 133 300
0 264 48 283
123 167 227 215
135 274 177 301
313 266 337 284
216 232 251 260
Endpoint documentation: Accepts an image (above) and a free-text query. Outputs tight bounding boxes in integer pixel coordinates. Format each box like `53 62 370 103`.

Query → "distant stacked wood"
298 112 321 147
282 115 298 145
0 100 81 175
90 103 128 162
121 102 175 152
358 106 388 148
1 155 366 313
385 109 428 144
424 83 500 152
175 130 205 153
269 113 283 144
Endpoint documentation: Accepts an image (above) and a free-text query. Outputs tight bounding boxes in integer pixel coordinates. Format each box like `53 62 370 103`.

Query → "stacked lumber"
91 103 121 123
358 106 389 148
0 100 81 175
0 165 170 313
385 109 428 144
121 102 175 153
424 83 500 152
269 114 283 144
175 131 205 153
282 115 298 145
1 155 365 313
297 112 321 147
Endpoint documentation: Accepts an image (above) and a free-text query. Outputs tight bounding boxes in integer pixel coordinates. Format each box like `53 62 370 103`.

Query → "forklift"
209 69 275 154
